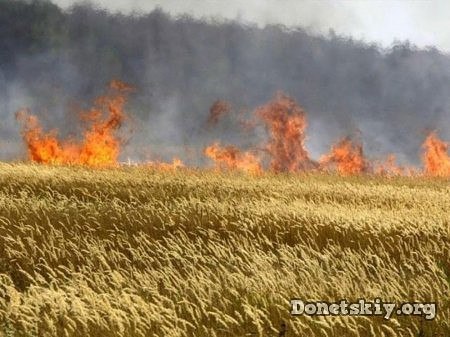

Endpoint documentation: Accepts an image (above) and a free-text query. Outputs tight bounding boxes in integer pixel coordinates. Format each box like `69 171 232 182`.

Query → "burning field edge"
13 80 450 178
0 163 449 336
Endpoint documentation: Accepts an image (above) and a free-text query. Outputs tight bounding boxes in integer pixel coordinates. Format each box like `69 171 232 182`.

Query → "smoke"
2 0 450 166
51 0 450 52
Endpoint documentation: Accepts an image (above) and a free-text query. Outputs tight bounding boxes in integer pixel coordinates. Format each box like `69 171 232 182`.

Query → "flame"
422 131 450 177
15 112 69 164
204 142 262 174
255 92 315 172
14 83 450 177
207 100 231 126
373 154 410 176
147 158 185 171
16 80 132 167
320 137 367 175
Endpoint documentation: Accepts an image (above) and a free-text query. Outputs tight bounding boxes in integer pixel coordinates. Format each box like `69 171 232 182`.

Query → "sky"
52 0 450 52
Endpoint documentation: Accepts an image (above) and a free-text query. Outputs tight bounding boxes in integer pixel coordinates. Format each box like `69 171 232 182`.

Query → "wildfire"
373 154 405 176
146 158 185 171
207 100 231 126
16 80 132 167
320 137 367 175
14 80 450 178
255 92 316 172
422 131 450 177
204 142 262 174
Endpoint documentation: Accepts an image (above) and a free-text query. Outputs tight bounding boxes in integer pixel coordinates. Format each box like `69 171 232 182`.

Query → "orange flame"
320 137 367 175
422 131 450 177
15 84 450 178
204 142 262 174
16 80 132 167
146 158 185 171
207 100 231 126
373 154 419 177
255 92 315 172
373 154 403 176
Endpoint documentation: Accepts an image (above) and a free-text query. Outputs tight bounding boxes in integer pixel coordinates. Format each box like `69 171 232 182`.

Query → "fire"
146 158 185 171
14 82 450 178
207 100 231 126
320 137 367 175
255 92 315 172
16 80 132 167
204 142 262 174
15 112 68 164
422 131 450 177
373 154 411 176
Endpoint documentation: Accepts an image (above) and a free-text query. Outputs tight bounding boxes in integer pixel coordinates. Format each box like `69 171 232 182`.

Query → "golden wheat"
0 163 449 336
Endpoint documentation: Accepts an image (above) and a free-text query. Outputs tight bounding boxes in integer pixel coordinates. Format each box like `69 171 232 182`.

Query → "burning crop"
204 142 262 174
207 100 231 126
373 154 412 177
204 92 450 178
203 93 315 174
422 131 450 177
13 80 450 178
146 157 185 171
16 80 132 167
255 92 316 172
319 137 367 175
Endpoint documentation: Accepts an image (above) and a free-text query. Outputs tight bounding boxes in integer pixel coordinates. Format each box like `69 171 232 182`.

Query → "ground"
0 163 449 336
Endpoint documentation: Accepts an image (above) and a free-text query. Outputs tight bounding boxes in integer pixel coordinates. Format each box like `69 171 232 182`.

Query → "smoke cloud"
1 0 450 166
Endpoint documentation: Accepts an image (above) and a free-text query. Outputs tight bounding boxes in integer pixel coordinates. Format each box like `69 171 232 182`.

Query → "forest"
1 0 450 164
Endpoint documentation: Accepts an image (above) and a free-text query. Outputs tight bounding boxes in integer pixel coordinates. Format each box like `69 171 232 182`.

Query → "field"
0 163 449 337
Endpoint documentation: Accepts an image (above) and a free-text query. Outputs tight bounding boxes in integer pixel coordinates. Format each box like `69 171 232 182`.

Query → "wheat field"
0 163 449 337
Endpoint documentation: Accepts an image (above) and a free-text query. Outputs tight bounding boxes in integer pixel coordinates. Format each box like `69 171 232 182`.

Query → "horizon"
52 0 450 53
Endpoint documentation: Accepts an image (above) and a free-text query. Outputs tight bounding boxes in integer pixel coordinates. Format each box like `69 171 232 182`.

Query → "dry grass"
0 163 449 337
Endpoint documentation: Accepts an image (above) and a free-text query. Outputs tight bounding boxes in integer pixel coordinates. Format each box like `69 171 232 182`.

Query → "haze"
53 0 450 52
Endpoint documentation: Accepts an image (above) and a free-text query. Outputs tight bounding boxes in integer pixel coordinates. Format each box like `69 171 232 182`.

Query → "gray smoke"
1 0 450 166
